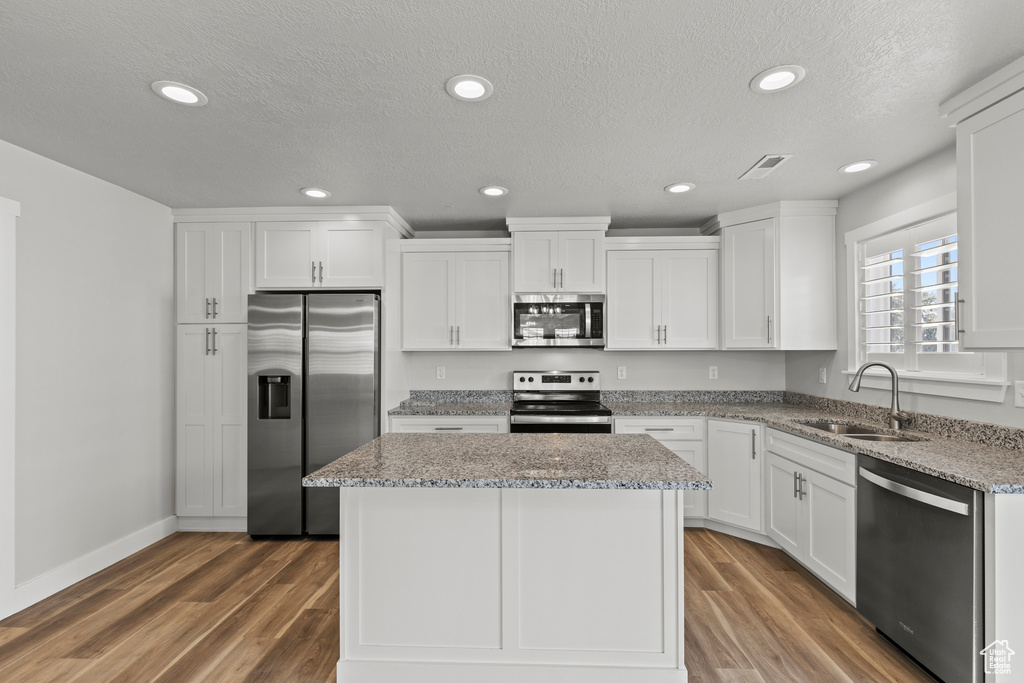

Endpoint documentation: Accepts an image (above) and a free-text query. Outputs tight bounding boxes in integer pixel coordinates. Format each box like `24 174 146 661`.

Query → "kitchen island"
303 432 711 683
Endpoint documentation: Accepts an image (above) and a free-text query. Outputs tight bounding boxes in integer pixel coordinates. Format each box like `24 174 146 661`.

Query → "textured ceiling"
2 0 1024 231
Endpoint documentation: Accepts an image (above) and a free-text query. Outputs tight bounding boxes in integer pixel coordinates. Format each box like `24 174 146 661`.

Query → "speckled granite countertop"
387 392 1024 494
302 433 712 491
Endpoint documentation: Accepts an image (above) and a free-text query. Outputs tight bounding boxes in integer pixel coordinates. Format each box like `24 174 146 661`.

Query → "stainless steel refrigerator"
247 293 380 536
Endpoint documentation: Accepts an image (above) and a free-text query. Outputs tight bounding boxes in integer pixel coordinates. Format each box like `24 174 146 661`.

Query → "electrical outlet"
1015 381 1024 408
617 366 627 380
709 366 718 380
819 367 827 384
436 366 445 380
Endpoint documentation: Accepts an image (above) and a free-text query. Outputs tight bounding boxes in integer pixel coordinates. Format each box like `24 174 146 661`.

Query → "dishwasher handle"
859 467 970 516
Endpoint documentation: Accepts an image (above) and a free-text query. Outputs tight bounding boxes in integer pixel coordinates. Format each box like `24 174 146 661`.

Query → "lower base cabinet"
389 416 509 433
765 429 856 603
706 420 763 532
614 418 706 518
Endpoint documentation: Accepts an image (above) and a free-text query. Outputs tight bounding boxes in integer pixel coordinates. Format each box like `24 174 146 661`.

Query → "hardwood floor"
0 529 933 682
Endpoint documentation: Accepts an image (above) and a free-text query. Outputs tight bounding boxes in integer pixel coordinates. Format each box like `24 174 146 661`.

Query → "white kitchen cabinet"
706 419 762 532
765 429 856 603
606 249 718 349
401 248 510 351
176 324 247 519
713 201 836 350
952 87 1024 349
389 415 509 433
615 417 707 518
507 218 608 293
175 222 251 323
255 220 383 289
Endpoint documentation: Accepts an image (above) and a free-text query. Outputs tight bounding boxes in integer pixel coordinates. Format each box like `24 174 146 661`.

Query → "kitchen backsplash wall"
403 350 786 391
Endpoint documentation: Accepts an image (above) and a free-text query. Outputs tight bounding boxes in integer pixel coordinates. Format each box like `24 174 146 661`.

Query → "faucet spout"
849 362 909 430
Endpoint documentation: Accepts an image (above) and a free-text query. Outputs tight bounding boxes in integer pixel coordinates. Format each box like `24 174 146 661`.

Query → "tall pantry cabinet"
174 221 251 530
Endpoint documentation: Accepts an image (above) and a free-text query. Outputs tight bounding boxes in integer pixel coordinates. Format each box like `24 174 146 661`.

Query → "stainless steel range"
510 371 612 433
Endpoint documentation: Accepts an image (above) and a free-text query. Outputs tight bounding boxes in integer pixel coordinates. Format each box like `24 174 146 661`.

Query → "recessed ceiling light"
151 80 208 106
839 160 878 174
749 65 806 94
446 75 493 102
300 187 330 198
479 186 508 196
665 183 695 194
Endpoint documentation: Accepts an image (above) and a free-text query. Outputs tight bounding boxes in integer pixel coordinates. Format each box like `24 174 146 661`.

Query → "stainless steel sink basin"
798 421 920 442
800 421 882 435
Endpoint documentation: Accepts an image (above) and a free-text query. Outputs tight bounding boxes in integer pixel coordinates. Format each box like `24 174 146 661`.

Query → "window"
849 209 1006 401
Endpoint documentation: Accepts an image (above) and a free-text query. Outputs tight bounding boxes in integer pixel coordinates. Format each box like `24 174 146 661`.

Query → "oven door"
512 294 604 347
510 415 612 434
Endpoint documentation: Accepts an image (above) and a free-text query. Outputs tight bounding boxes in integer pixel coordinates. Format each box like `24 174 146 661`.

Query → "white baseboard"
338 660 687 682
7 515 178 618
682 518 780 549
176 516 247 532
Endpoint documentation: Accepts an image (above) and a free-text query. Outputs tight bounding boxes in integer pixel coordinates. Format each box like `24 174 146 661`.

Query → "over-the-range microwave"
512 294 604 347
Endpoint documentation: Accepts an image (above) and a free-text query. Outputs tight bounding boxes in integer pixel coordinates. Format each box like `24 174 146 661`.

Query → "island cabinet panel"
338 487 686 681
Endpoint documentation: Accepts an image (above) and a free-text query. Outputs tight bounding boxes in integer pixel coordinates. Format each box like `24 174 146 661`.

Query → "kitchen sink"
797 421 921 442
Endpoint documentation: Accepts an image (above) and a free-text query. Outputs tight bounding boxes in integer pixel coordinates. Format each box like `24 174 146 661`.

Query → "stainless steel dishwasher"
857 454 983 683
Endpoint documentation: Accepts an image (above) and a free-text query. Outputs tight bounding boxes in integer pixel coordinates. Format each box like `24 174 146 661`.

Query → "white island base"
336 486 688 682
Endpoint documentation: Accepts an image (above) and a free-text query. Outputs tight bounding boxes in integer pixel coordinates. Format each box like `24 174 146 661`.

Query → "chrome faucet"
849 362 910 430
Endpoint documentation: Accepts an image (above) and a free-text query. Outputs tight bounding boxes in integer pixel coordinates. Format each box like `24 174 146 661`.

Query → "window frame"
844 193 1008 403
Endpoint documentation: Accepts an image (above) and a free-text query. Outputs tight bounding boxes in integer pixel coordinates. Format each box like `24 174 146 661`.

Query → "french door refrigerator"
247 293 380 535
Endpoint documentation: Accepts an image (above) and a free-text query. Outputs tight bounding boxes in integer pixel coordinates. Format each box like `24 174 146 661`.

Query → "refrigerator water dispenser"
258 376 291 419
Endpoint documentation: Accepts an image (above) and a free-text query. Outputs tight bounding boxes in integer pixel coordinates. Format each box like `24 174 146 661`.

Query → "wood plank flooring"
0 529 934 682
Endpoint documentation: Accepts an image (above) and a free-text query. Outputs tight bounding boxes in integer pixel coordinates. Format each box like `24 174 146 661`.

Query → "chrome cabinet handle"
767 315 773 345
434 426 463 431
559 268 564 289
655 325 661 344
319 261 323 284
797 473 806 500
212 298 218 318
205 328 210 355
449 326 454 346
955 298 965 340
456 326 460 345
751 430 757 459
645 428 673 432
211 328 217 355
662 324 667 344
794 471 799 499
205 298 211 319
553 269 558 288
312 262 316 284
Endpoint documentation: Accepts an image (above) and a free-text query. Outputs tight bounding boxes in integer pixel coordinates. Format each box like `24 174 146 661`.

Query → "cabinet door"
559 231 604 292
721 218 777 349
212 325 247 517
402 252 455 350
320 220 383 288
706 420 762 532
513 231 560 291
606 251 659 349
176 326 214 517
664 440 707 518
255 222 319 288
957 88 1024 348
766 453 801 556
176 224 213 324
208 223 251 323
455 252 510 350
662 250 718 349
804 470 856 602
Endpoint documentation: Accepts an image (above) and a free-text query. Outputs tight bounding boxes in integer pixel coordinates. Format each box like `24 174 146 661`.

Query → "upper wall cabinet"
176 222 252 324
256 220 383 289
507 217 608 293
942 56 1024 349
401 240 511 351
605 238 719 350
709 201 837 350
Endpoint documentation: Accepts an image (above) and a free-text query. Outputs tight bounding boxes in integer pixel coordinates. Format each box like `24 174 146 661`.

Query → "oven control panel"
513 371 600 390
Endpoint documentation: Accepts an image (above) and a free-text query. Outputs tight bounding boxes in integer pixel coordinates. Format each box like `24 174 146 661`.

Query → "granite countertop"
387 392 1024 494
302 432 712 491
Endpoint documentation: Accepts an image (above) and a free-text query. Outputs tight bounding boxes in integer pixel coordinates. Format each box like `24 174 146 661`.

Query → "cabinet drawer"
390 416 509 433
765 429 856 486
614 417 704 440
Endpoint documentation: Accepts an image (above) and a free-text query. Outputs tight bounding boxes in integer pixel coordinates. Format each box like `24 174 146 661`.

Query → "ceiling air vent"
739 154 793 180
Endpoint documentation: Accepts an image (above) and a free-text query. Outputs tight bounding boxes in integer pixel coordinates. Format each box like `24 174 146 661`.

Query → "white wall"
0 196 20 619
403 349 785 392
0 139 176 605
786 146 1024 428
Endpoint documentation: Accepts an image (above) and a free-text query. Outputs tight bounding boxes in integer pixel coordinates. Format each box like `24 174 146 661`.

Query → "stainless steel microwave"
512 294 605 347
